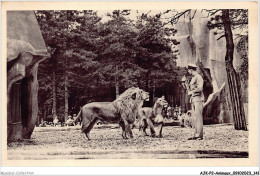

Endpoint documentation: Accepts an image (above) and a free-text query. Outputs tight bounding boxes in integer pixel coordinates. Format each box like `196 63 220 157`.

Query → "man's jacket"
189 73 204 103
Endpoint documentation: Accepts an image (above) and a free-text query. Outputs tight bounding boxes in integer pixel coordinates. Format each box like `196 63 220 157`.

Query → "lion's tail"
73 108 82 124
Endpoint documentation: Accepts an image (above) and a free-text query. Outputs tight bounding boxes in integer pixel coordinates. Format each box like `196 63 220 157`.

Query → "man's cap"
187 63 197 69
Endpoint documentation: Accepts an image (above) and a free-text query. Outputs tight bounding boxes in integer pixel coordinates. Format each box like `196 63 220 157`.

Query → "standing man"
53 115 59 127
187 63 204 140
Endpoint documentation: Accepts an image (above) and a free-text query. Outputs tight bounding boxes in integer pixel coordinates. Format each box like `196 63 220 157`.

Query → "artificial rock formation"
174 11 248 124
7 11 49 141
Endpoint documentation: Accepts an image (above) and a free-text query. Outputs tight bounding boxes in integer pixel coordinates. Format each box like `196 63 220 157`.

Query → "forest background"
35 10 248 124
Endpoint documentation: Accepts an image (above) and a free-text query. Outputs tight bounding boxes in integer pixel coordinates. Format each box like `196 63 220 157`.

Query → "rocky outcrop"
7 11 49 141
174 11 248 124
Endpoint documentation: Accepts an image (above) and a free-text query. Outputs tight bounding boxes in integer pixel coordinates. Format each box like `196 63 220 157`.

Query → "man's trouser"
192 101 203 138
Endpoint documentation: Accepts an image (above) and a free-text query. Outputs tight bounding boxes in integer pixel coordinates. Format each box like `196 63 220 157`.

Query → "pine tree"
96 10 142 97
36 10 102 121
134 13 179 103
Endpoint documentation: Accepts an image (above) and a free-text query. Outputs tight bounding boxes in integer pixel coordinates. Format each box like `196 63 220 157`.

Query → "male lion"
118 88 150 139
139 96 168 138
74 87 149 140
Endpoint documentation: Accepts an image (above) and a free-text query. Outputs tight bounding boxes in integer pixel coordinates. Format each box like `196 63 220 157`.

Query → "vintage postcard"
1 1 258 170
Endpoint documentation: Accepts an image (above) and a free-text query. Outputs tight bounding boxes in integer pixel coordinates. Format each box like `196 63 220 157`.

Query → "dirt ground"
7 123 248 159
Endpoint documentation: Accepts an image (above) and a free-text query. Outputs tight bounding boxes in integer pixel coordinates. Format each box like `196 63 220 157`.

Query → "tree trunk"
145 70 150 91
95 76 100 101
52 60 57 119
152 78 156 104
64 11 69 122
115 65 119 98
222 9 247 130
64 60 69 122
43 105 47 122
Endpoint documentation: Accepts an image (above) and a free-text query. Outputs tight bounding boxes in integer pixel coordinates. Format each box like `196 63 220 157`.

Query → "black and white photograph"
1 1 258 172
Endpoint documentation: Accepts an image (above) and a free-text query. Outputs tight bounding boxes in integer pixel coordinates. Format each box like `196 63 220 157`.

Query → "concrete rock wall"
173 11 248 123
7 11 49 141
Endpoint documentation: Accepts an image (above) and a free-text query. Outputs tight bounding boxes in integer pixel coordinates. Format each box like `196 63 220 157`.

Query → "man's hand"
188 91 193 95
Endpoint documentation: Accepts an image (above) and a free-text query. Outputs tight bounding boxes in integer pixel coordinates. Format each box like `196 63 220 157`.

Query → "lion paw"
150 133 156 138
122 135 129 140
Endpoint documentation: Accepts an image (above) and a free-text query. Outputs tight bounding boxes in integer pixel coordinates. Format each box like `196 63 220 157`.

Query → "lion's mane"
113 87 145 124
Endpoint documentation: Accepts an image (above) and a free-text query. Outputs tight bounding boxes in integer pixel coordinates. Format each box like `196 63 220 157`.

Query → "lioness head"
140 89 149 101
155 96 168 107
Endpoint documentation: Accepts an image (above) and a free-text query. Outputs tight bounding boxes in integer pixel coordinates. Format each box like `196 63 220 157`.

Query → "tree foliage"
207 9 248 84
36 10 180 121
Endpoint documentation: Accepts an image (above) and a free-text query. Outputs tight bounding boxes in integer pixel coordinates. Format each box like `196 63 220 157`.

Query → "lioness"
74 87 149 140
139 96 168 138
